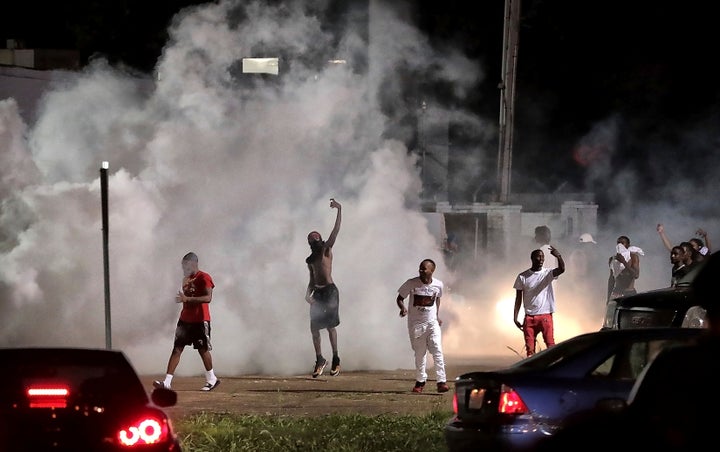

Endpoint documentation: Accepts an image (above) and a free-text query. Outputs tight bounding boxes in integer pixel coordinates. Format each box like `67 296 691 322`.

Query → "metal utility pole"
100 161 112 349
496 0 521 203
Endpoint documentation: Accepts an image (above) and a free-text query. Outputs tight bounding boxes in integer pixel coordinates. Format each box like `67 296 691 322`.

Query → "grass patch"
175 411 452 451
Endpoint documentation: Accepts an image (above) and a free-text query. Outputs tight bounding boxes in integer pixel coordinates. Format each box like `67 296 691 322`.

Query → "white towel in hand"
611 244 644 277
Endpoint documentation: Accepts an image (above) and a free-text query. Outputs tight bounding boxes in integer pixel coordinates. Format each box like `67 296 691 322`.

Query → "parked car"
602 258 712 330
444 327 704 452
540 251 720 451
602 284 708 330
0 347 181 451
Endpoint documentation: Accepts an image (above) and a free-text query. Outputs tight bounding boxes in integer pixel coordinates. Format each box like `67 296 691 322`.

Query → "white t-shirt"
513 267 556 315
397 276 444 326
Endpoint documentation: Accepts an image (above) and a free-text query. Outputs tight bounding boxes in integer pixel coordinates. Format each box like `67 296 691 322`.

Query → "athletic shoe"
201 379 221 391
312 358 327 378
437 382 450 393
330 356 341 376
152 380 170 390
412 381 426 393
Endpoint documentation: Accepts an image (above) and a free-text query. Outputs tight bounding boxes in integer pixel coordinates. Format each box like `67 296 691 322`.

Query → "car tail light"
452 392 458 414
117 412 172 447
26 384 70 409
498 384 528 414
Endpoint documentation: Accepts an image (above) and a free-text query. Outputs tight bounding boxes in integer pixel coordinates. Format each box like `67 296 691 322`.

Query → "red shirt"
179 270 215 323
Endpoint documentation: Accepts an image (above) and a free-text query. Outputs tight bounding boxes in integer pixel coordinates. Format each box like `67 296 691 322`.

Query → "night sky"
3 0 719 209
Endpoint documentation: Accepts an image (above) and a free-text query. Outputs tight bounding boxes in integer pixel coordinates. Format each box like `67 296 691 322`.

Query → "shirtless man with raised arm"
305 198 342 377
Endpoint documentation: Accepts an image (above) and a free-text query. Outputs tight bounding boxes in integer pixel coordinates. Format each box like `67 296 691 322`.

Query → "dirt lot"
141 355 518 419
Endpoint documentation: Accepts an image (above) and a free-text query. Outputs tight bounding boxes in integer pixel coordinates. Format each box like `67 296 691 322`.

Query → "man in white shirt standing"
513 246 566 357
396 258 449 393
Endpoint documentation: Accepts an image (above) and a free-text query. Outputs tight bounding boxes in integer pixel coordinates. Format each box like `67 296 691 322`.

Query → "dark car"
444 327 704 452
602 258 711 330
602 284 708 330
0 347 181 451
536 331 718 451
541 252 720 451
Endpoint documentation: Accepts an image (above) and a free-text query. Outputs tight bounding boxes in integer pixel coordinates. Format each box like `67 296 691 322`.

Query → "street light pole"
100 161 112 349
496 0 521 203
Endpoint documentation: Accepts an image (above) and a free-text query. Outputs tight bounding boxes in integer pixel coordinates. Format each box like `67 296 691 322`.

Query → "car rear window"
0 349 147 408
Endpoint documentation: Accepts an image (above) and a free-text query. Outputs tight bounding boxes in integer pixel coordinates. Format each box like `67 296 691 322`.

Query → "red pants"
523 313 555 356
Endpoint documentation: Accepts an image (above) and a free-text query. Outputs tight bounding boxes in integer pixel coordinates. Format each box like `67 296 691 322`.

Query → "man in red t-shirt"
153 252 220 391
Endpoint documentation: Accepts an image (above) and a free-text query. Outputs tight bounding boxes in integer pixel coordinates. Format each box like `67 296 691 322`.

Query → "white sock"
206 369 217 383
164 374 173 386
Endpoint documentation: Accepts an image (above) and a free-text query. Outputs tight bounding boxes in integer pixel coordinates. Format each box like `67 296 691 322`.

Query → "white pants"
408 320 446 383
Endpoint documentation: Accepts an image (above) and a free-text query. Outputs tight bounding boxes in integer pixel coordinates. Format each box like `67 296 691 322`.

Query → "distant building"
0 39 79 70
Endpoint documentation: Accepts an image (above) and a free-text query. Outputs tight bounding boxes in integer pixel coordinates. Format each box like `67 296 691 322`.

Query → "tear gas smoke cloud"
0 0 475 376
0 0 718 378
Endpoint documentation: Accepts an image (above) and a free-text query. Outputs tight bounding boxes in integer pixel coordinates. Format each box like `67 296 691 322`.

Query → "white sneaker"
201 379 220 391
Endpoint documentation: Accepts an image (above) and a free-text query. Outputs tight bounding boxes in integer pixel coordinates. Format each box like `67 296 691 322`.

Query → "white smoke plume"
0 0 487 376
2 0 718 380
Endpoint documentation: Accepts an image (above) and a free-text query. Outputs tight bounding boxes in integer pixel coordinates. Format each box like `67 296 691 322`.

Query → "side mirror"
595 397 627 413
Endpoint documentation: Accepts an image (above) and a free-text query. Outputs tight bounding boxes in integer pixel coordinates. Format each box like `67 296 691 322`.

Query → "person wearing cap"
568 232 606 318
579 233 596 244
569 233 594 276
574 232 597 269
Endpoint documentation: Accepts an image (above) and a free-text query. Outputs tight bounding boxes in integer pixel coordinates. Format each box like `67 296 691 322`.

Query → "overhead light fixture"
242 57 279 75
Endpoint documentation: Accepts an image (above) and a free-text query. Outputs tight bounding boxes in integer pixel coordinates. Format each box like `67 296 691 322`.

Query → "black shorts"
310 284 340 330
173 320 212 351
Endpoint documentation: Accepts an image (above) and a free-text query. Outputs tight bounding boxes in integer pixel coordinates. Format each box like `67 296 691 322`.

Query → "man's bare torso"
307 245 334 287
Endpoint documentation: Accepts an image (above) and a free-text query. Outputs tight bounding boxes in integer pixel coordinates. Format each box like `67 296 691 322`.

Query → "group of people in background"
151 204 715 390
153 199 346 392
657 223 711 287
151 197 451 394
513 223 714 358
305 198 452 393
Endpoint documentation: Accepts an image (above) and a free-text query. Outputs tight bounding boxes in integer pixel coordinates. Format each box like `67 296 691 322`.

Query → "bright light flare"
494 293 519 330
443 291 526 359
442 270 603 360
27 387 69 397
118 417 166 446
26 385 70 408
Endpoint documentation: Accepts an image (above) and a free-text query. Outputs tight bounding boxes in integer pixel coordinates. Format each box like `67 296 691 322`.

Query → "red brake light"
118 413 171 446
498 384 529 414
452 392 458 414
26 385 70 409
